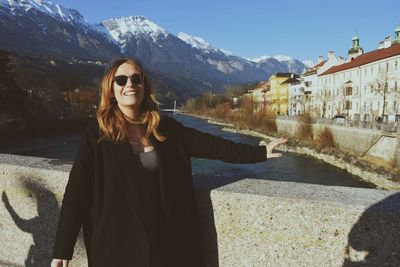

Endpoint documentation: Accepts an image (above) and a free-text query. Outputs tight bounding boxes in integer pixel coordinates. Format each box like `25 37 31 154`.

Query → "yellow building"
267 73 299 115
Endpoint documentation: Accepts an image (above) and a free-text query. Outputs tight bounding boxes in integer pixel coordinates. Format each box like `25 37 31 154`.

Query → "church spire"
393 23 400 44
348 34 363 61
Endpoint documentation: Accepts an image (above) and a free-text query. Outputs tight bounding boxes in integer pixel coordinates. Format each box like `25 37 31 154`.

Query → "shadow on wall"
193 174 252 267
1 178 78 266
195 188 219 267
343 193 400 266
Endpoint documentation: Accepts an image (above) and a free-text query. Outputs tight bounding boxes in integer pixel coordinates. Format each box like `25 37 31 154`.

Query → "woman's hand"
260 137 288 159
51 259 69 267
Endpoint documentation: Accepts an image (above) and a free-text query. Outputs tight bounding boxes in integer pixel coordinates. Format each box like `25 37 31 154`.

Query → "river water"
0 113 375 189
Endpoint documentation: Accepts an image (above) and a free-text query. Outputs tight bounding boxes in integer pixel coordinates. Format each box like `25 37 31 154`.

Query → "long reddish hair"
96 58 166 143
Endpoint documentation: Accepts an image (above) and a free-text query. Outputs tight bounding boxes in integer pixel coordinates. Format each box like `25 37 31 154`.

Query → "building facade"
288 52 345 117
268 73 299 115
318 31 400 122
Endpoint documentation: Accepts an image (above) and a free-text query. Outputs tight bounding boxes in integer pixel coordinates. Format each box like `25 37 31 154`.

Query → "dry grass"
204 98 277 134
296 113 313 140
315 127 335 148
213 102 234 121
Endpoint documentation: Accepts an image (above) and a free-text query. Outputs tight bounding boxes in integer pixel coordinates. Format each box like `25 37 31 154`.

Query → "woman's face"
112 62 145 114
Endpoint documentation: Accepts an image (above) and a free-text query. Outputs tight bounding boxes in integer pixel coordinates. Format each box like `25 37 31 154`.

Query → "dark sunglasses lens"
114 75 128 86
131 74 142 85
114 74 142 86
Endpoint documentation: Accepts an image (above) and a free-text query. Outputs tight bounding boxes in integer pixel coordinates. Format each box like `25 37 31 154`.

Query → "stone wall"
1 154 399 266
276 119 398 164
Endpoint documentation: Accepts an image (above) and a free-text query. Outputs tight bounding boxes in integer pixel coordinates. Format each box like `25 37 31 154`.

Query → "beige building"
250 81 270 111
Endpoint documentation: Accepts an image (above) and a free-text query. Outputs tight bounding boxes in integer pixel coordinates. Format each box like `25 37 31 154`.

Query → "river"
0 113 375 189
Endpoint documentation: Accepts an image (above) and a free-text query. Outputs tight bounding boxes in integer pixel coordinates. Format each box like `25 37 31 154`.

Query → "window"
345 101 352 110
396 61 398 70
394 101 397 112
386 62 389 71
364 102 366 111
395 81 398 92
345 86 353 96
370 85 374 93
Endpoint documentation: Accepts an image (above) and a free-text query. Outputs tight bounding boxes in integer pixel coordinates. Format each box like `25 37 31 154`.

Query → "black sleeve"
52 121 97 259
165 116 267 163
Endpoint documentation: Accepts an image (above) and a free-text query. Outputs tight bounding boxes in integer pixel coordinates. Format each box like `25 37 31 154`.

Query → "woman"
51 58 287 267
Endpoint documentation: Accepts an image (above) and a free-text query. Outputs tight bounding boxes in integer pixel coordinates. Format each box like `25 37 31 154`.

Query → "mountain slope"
0 1 307 100
0 0 121 60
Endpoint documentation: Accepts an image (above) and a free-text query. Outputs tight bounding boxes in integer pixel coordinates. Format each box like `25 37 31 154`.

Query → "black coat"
53 115 267 267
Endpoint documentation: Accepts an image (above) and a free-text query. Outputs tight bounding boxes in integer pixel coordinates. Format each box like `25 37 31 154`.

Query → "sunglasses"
114 74 142 86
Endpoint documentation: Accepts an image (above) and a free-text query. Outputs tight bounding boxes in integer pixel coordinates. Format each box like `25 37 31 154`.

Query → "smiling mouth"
123 91 137 96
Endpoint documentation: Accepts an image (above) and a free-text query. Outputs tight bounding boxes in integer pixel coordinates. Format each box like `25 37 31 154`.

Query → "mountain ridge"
0 0 308 100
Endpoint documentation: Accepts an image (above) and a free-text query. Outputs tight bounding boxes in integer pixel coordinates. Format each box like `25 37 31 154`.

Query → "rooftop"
320 43 400 76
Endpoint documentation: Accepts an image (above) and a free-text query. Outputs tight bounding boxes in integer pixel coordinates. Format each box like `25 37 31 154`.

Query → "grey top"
135 148 165 267
138 148 159 170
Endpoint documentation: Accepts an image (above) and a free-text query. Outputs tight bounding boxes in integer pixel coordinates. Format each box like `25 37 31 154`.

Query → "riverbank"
0 117 92 144
183 112 400 191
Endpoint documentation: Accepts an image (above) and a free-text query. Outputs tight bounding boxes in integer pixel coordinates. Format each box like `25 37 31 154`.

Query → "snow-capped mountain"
273 55 293 62
248 55 294 63
177 32 233 57
0 0 307 98
247 54 306 75
302 60 314 68
0 0 89 28
0 0 121 60
247 55 271 63
102 16 169 47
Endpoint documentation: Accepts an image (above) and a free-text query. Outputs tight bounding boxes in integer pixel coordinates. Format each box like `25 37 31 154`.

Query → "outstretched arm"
165 116 287 163
2 191 35 233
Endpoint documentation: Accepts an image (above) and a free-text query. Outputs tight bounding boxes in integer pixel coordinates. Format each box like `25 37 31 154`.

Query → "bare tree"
316 87 332 118
336 83 352 118
296 92 311 115
369 68 397 120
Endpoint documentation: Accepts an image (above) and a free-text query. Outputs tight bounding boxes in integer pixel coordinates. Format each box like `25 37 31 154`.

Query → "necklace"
129 138 141 146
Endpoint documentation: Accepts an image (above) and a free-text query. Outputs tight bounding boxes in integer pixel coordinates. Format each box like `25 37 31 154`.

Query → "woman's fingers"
271 137 288 147
268 138 288 150
266 137 288 159
268 152 283 158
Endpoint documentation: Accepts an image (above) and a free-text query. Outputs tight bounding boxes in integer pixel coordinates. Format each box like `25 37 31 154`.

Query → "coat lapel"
107 140 145 223
151 135 171 222
107 134 172 224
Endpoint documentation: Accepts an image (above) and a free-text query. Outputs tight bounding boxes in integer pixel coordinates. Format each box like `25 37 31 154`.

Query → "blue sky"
55 0 400 63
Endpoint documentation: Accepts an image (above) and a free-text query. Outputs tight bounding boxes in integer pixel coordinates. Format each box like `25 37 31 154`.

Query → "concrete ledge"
1 154 399 266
